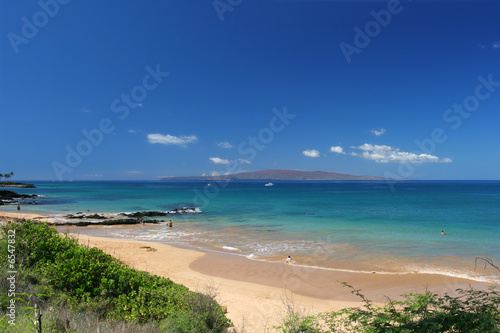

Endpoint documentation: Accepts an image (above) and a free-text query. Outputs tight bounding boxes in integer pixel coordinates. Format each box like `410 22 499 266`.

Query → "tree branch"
475 257 500 272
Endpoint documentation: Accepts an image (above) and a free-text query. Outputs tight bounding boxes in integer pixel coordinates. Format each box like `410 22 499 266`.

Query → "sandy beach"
0 210 54 223
68 233 349 332
2 211 497 332
61 228 496 332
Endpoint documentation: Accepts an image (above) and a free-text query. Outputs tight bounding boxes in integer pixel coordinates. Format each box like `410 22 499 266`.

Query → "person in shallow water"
285 256 292 264
169 220 173 228
441 230 446 235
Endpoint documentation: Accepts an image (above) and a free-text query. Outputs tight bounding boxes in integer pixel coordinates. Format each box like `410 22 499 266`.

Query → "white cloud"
82 108 90 113
371 128 386 136
209 157 230 165
217 141 233 149
211 171 220 177
209 157 251 166
125 170 142 174
330 146 345 154
128 129 137 134
478 42 500 50
352 143 452 163
303 149 320 158
201 173 207 176
147 134 197 147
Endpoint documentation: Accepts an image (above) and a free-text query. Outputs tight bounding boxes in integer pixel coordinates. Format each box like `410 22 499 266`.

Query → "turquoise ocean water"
5 180 500 283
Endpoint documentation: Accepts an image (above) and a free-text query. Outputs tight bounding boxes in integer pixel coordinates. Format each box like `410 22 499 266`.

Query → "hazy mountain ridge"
161 170 387 181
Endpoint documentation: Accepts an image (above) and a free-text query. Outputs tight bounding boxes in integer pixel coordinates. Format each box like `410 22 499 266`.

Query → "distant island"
161 170 387 181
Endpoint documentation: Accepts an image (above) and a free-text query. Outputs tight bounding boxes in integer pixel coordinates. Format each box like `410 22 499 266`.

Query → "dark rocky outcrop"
55 208 196 226
55 218 164 227
0 190 38 205
56 207 202 226
2 206 201 226
65 213 108 220
121 207 201 218
59 212 165 226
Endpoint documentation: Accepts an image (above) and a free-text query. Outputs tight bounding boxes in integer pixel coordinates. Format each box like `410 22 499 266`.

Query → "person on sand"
441 230 446 235
17 204 20 211
169 220 173 228
285 256 292 264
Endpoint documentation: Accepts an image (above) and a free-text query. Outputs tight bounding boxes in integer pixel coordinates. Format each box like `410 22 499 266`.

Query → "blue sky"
1 0 499 180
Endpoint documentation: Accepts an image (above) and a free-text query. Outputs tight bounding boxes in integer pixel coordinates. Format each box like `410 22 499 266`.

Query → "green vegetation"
0 221 232 332
276 282 500 333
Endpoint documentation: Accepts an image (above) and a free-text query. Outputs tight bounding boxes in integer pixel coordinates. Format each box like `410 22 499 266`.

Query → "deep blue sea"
5 180 500 283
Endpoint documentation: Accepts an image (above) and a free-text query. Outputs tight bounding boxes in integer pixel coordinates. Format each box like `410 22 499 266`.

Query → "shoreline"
49 223 500 295
2 209 500 284
68 233 362 332
68 233 495 332
2 210 498 331
65 233 495 332
52 220 500 285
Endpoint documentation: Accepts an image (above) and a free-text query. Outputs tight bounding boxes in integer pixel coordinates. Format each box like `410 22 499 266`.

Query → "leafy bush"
275 282 500 333
323 282 500 333
0 221 232 332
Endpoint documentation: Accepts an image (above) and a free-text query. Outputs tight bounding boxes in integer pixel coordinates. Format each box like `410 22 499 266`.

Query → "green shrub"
0 221 232 332
323 282 500 333
274 283 499 333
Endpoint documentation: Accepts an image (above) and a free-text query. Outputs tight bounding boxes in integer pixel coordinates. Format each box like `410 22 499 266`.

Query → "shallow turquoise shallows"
7 180 500 283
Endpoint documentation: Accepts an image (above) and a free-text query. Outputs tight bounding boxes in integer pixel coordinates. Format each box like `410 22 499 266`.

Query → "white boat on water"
265 182 274 186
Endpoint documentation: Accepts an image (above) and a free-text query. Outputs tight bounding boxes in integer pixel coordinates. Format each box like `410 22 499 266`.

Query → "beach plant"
475 257 500 274
0 221 232 332
275 291 324 333
276 313 323 333
273 281 500 333
321 282 500 333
